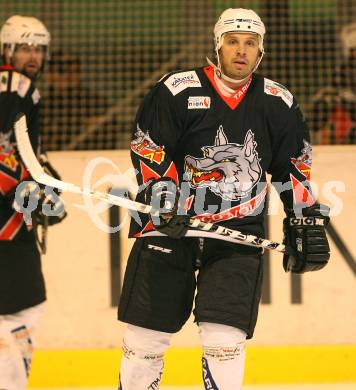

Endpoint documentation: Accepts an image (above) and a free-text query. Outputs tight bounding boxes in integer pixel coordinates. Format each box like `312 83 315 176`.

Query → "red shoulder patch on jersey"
131 128 165 165
290 174 314 206
290 140 312 180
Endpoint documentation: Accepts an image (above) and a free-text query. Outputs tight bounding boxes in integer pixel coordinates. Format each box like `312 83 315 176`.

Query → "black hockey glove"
6 181 37 221
33 187 67 226
283 203 330 273
12 182 67 226
145 178 190 239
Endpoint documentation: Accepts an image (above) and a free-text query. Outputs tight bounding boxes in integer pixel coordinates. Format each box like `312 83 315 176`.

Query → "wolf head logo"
184 126 262 200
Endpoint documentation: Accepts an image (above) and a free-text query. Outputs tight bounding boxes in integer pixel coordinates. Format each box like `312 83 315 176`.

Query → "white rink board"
35 146 356 349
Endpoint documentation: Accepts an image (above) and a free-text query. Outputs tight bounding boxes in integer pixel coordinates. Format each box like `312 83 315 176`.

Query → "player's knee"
122 324 172 361
199 322 247 360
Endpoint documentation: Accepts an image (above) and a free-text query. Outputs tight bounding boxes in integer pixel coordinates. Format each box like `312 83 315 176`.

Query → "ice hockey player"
117 8 330 389
0 15 66 389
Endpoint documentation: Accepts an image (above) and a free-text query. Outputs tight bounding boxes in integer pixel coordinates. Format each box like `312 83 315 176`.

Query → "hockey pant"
118 322 246 390
0 303 45 390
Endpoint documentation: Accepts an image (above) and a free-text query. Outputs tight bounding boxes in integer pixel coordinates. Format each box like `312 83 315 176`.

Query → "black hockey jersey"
129 66 314 240
0 67 45 314
0 67 40 240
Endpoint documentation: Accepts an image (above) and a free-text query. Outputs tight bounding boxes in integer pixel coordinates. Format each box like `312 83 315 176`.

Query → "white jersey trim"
264 78 293 108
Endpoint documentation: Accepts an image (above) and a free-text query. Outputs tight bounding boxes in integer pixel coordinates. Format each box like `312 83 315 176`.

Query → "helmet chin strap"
206 51 264 87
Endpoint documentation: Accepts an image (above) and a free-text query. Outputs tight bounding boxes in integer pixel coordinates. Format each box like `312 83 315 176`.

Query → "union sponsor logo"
187 96 211 109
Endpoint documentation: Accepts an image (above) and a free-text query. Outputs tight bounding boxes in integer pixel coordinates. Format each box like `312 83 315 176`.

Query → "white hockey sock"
0 303 44 390
199 322 247 390
0 323 29 390
119 324 172 390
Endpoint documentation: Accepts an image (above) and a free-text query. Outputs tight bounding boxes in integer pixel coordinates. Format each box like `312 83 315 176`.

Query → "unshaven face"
11 44 45 80
219 32 260 82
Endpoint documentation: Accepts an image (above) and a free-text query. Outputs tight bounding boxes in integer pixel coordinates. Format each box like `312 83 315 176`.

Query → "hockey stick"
14 113 286 253
14 115 152 213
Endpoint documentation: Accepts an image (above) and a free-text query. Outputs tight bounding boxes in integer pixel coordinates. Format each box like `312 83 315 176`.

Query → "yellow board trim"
28 345 356 387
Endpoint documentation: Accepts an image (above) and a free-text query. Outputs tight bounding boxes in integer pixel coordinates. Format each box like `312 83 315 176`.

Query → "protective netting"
1 0 356 149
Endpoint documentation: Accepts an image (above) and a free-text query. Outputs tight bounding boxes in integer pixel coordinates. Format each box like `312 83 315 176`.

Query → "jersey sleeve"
266 91 315 211
0 71 40 199
130 79 186 193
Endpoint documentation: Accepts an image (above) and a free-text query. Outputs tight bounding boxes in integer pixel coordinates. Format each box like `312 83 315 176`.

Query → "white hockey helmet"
214 8 265 54
0 15 50 59
208 8 266 85
341 23 356 58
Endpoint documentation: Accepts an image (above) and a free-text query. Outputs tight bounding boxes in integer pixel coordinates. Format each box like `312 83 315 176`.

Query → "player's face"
12 44 45 80
219 33 260 82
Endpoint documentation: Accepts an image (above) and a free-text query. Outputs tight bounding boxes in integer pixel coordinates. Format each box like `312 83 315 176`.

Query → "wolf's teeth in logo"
186 163 223 186
184 126 262 201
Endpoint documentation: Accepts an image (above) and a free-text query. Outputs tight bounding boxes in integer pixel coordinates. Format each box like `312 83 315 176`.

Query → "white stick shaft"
14 114 286 253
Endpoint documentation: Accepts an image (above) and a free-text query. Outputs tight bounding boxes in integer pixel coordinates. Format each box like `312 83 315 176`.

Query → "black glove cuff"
283 203 330 273
285 203 330 219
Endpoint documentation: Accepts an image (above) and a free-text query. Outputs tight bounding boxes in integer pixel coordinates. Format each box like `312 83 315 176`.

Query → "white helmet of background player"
340 22 356 59
207 8 266 85
0 15 50 60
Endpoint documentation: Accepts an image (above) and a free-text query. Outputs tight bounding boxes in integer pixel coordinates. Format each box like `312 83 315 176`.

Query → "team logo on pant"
184 126 262 200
